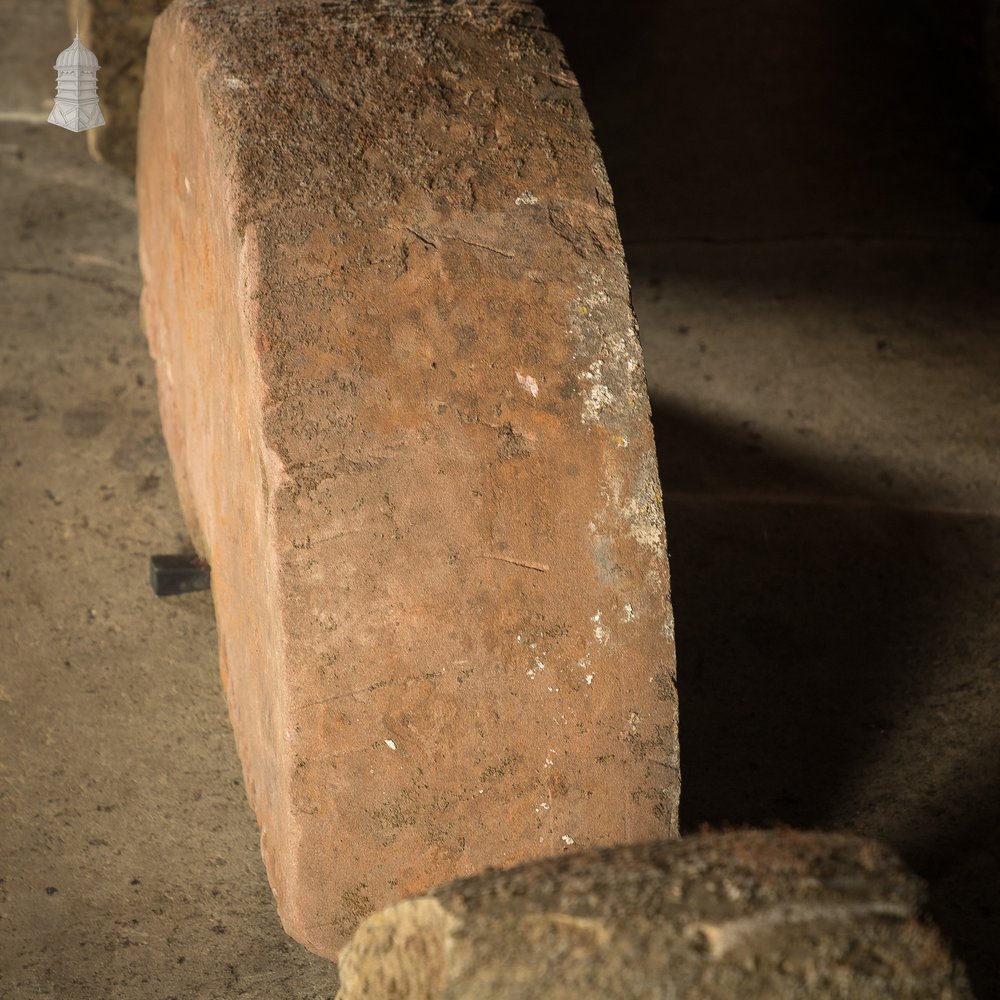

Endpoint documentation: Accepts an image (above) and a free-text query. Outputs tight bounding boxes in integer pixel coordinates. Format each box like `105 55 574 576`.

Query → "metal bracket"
149 554 211 597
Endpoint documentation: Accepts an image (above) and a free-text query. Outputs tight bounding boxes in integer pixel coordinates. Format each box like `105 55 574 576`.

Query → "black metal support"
149 554 211 597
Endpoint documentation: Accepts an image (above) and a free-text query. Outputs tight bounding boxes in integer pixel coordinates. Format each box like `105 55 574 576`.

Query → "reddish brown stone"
138 0 677 959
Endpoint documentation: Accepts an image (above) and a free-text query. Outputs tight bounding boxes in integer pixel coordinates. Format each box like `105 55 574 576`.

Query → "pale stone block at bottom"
337 831 974 999
137 0 678 959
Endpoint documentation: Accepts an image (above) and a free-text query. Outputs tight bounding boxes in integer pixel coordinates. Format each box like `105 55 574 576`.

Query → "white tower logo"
48 29 106 133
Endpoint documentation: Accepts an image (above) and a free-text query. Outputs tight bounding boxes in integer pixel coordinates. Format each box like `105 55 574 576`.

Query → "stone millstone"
137 0 678 959
337 831 974 999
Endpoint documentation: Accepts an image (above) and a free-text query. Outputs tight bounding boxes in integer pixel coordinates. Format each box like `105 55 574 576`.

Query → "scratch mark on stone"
292 671 439 714
406 227 438 249
547 73 579 89
485 553 550 572
300 68 329 101
689 901 913 959
405 228 512 258
441 234 514 259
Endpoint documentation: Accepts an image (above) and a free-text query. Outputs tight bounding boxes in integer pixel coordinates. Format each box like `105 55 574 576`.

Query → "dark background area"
540 0 1000 995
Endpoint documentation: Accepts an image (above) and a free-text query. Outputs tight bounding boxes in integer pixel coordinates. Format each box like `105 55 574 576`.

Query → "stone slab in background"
337 830 974 999
138 0 678 960
0 2 69 119
67 0 170 173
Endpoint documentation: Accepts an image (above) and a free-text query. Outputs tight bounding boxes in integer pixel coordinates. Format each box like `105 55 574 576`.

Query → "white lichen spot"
624 603 635 623
225 76 248 91
516 634 522 642
537 802 550 812
586 674 594 685
515 190 539 205
546 687 560 693
592 612 610 644
384 739 397 750
561 835 575 845
621 459 668 553
515 371 539 397
662 614 676 641
579 360 614 424
479 788 484 794
526 658 545 679
576 287 611 310
583 384 615 421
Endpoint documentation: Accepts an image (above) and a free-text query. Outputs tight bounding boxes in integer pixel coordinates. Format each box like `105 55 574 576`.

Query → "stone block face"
337 831 974 999
137 0 678 959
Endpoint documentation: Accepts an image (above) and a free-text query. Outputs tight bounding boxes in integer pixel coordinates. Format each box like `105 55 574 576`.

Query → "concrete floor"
2 1 998 997
1 4 338 997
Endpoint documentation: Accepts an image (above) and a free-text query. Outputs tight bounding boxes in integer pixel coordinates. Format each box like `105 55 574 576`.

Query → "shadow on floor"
648 395 1000 996
540 0 1000 993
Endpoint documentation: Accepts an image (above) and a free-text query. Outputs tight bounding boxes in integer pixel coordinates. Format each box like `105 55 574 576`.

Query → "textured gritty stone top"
338 831 974 999
191 0 653 445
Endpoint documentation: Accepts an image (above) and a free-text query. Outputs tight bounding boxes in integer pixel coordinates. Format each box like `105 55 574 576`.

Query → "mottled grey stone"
337 831 973 999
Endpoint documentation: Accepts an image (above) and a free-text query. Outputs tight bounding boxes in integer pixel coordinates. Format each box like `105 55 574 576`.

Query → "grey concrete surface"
0 3 338 997
1 0 998 997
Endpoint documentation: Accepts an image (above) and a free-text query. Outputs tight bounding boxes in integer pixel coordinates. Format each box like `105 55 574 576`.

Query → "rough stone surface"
337 830 974 999
137 0 678 959
67 0 170 172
